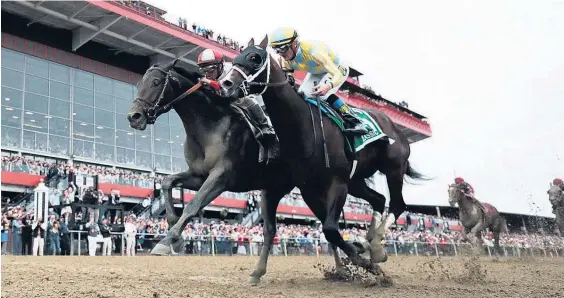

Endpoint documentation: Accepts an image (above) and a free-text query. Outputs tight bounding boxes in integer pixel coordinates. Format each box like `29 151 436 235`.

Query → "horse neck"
172 89 231 146
261 59 312 154
457 195 476 211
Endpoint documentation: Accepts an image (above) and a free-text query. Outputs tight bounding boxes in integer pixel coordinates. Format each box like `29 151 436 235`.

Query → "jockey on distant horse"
197 49 279 159
454 177 489 215
269 27 369 135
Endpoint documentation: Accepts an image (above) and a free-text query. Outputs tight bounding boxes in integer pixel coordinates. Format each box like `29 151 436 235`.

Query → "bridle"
135 66 202 124
229 49 288 97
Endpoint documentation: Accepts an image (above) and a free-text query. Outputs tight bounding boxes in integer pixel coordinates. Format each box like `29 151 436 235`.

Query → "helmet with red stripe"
197 49 224 67
454 177 464 184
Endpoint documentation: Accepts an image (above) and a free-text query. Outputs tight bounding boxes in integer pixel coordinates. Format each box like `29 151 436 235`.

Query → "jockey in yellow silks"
269 27 369 135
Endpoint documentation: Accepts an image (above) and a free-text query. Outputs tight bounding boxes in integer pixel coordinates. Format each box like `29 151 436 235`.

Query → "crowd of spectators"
2 153 564 257
116 0 244 52
1 154 373 213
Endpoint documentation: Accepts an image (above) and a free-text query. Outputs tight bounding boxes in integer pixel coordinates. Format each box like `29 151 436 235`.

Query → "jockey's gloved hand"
287 74 295 86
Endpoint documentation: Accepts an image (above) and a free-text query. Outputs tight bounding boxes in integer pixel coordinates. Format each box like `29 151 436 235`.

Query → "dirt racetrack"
2 255 564 298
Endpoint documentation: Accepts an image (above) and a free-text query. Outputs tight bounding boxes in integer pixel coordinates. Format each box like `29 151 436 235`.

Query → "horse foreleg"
161 171 205 227
249 187 287 285
151 168 230 256
469 221 485 251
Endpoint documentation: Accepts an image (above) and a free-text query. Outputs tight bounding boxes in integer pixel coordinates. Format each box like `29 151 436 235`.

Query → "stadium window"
25 56 49 78
73 139 94 159
48 117 70 137
116 130 135 149
1 107 22 128
48 98 70 119
94 108 115 128
114 81 134 99
2 87 23 109
116 147 136 166
73 70 94 90
135 130 152 151
72 121 95 141
94 125 116 146
171 140 184 158
22 130 48 153
49 62 71 83
50 81 71 101
24 74 49 96
47 135 70 156
116 113 131 131
1 68 24 89
135 150 152 168
94 143 115 163
115 97 131 115
155 112 169 126
169 112 183 127
171 157 187 172
94 75 113 94
72 104 94 124
154 154 171 172
95 92 115 111
1 126 21 148
23 111 48 134
23 92 49 114
1 49 25 71
73 87 94 106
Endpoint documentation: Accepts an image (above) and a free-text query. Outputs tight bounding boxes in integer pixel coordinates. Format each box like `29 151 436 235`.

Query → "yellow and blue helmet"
270 27 299 51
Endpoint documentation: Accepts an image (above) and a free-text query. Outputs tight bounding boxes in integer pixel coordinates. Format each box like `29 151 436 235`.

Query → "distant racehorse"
448 183 507 255
548 181 564 236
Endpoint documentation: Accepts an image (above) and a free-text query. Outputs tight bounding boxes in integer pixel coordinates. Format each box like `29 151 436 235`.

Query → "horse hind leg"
348 179 386 257
309 178 379 275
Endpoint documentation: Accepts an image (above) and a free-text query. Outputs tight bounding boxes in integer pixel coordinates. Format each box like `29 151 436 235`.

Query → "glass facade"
1 48 187 173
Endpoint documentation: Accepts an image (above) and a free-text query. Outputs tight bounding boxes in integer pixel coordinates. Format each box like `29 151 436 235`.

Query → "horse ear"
172 58 179 67
248 38 255 47
259 35 269 48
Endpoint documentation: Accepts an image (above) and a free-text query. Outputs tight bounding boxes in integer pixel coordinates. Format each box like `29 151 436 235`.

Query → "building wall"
1 48 186 173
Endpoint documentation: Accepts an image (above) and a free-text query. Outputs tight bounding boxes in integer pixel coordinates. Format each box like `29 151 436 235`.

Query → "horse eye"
152 79 160 86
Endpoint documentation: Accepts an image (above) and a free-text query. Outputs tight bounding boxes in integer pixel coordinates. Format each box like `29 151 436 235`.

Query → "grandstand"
0 0 557 237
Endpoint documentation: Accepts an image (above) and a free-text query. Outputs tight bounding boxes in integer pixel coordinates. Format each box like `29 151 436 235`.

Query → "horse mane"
172 66 200 84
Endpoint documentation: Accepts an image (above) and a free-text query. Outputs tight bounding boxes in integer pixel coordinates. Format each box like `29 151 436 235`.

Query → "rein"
138 66 203 124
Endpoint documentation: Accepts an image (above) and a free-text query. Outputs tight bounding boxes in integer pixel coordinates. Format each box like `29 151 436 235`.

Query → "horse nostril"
128 112 142 122
223 79 233 88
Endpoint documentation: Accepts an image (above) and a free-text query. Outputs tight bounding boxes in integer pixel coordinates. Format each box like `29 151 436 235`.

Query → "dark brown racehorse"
218 36 427 283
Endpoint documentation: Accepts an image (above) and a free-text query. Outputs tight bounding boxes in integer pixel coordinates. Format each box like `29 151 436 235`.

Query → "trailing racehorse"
448 183 507 255
218 36 426 283
127 60 293 255
547 180 564 236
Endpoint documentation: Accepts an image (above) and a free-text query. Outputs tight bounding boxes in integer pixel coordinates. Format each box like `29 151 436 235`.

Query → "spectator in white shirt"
124 216 137 256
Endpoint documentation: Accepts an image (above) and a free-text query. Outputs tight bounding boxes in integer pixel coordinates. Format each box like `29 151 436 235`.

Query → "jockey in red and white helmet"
196 48 278 158
454 177 475 198
197 49 230 92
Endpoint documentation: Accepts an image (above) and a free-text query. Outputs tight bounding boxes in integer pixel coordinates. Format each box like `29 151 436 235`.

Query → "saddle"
465 194 490 217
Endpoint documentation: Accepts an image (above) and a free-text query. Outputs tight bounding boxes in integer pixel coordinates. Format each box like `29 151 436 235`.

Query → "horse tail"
404 161 431 184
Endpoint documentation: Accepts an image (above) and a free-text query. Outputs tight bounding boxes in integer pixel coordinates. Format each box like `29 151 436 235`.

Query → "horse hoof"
352 241 371 254
248 276 261 285
151 243 172 256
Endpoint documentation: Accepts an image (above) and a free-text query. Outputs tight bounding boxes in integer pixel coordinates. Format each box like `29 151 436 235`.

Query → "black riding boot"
337 104 369 135
246 102 280 159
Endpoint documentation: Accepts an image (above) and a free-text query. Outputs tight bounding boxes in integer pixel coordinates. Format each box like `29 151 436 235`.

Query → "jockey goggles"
272 44 291 54
199 63 219 73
